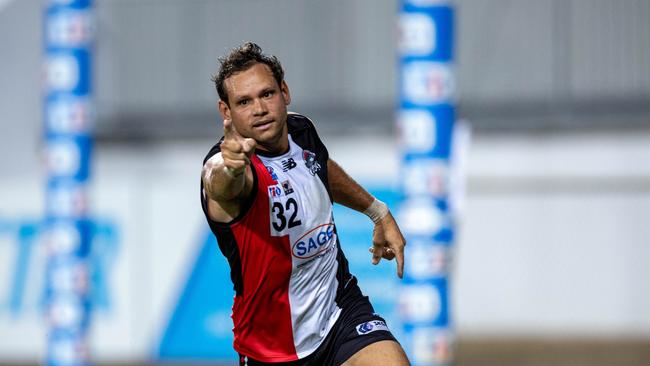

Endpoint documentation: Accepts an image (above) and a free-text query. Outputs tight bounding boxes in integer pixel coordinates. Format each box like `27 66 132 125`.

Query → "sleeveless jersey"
200 113 355 362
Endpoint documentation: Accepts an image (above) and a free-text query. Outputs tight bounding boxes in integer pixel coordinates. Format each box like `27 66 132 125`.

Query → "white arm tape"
363 199 389 223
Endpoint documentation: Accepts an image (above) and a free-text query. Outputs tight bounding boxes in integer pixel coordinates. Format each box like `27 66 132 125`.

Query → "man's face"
219 63 291 153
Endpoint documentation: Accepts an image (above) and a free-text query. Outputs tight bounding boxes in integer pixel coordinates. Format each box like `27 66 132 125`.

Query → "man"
201 42 409 365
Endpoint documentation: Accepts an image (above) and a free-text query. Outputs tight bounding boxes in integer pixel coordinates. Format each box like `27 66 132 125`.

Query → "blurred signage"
0 218 118 317
398 1 456 365
44 0 94 364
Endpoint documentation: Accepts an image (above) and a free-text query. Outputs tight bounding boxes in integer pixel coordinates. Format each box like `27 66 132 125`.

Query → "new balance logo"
281 158 297 172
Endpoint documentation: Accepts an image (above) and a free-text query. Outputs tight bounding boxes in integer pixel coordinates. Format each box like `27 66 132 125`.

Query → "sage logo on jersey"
302 150 321 175
291 223 335 259
355 320 389 335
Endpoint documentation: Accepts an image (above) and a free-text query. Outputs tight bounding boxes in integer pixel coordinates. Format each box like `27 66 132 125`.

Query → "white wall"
456 131 650 337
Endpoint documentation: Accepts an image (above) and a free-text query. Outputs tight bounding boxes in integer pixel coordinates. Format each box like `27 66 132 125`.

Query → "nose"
252 98 268 116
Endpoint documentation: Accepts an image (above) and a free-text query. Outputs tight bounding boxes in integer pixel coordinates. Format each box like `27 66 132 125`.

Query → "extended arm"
202 119 257 222
327 159 406 278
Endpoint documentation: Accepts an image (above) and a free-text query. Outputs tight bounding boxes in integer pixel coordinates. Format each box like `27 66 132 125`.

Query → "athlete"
200 42 409 365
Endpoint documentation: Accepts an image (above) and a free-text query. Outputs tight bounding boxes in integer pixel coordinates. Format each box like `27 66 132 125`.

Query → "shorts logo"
356 320 390 335
302 150 321 176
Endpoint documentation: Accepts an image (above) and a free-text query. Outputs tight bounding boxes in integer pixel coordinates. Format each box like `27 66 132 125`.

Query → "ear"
218 100 231 121
281 80 291 105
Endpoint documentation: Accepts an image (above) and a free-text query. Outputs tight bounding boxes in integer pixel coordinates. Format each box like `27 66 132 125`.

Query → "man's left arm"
327 159 406 278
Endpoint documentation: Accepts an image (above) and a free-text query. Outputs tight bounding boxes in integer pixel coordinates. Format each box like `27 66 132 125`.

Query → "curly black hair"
212 42 285 105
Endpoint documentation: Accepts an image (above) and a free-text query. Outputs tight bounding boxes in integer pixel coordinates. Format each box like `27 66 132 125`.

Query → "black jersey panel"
200 138 256 296
213 226 244 295
286 113 332 202
332 226 355 308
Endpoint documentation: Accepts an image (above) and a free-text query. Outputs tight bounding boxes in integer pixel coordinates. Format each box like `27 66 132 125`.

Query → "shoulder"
287 112 318 134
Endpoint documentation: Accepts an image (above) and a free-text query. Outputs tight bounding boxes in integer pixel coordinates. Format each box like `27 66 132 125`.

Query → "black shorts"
239 286 398 366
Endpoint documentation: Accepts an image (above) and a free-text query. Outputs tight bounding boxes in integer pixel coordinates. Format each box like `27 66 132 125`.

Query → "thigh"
323 296 407 366
341 340 410 366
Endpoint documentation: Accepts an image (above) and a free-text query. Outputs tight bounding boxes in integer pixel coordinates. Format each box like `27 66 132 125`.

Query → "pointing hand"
221 119 257 177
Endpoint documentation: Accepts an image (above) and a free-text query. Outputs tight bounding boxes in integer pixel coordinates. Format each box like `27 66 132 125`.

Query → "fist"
221 119 257 176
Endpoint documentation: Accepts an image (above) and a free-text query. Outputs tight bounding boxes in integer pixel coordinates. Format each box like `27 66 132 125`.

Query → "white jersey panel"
258 135 341 357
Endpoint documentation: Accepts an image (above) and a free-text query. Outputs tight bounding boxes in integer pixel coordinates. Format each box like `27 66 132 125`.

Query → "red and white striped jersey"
200 113 355 362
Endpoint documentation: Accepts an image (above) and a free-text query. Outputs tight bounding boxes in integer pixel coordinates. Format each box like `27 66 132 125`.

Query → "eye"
263 90 274 98
238 99 249 106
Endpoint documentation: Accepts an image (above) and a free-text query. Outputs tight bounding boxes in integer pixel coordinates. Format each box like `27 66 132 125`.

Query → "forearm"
327 159 375 212
202 153 247 201
328 161 404 278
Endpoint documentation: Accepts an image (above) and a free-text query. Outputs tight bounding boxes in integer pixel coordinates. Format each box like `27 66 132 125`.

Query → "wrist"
363 199 388 223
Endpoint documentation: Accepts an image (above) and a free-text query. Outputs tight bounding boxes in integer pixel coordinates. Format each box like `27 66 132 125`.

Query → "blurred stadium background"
2 0 650 365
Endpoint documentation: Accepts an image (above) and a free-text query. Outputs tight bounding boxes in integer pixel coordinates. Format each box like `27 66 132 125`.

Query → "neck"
256 121 289 156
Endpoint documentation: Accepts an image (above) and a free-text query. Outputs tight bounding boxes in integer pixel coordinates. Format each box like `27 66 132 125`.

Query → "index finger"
223 119 242 140
395 246 404 279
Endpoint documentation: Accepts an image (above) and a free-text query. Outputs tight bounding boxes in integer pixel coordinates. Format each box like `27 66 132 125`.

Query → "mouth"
253 119 274 129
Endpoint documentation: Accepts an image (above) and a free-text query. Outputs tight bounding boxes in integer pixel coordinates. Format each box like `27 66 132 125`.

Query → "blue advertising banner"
398 1 455 365
44 0 94 364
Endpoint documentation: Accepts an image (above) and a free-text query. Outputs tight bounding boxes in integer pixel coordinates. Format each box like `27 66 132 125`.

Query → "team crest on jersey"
281 180 294 195
265 165 278 181
302 150 321 176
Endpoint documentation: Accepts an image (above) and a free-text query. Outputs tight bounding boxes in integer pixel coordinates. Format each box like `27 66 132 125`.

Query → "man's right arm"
201 119 257 222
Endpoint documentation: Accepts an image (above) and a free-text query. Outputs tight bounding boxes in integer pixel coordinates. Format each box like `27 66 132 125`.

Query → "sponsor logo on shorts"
356 320 390 335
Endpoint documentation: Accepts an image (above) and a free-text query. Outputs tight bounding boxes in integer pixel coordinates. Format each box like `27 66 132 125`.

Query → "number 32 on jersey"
268 184 302 235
